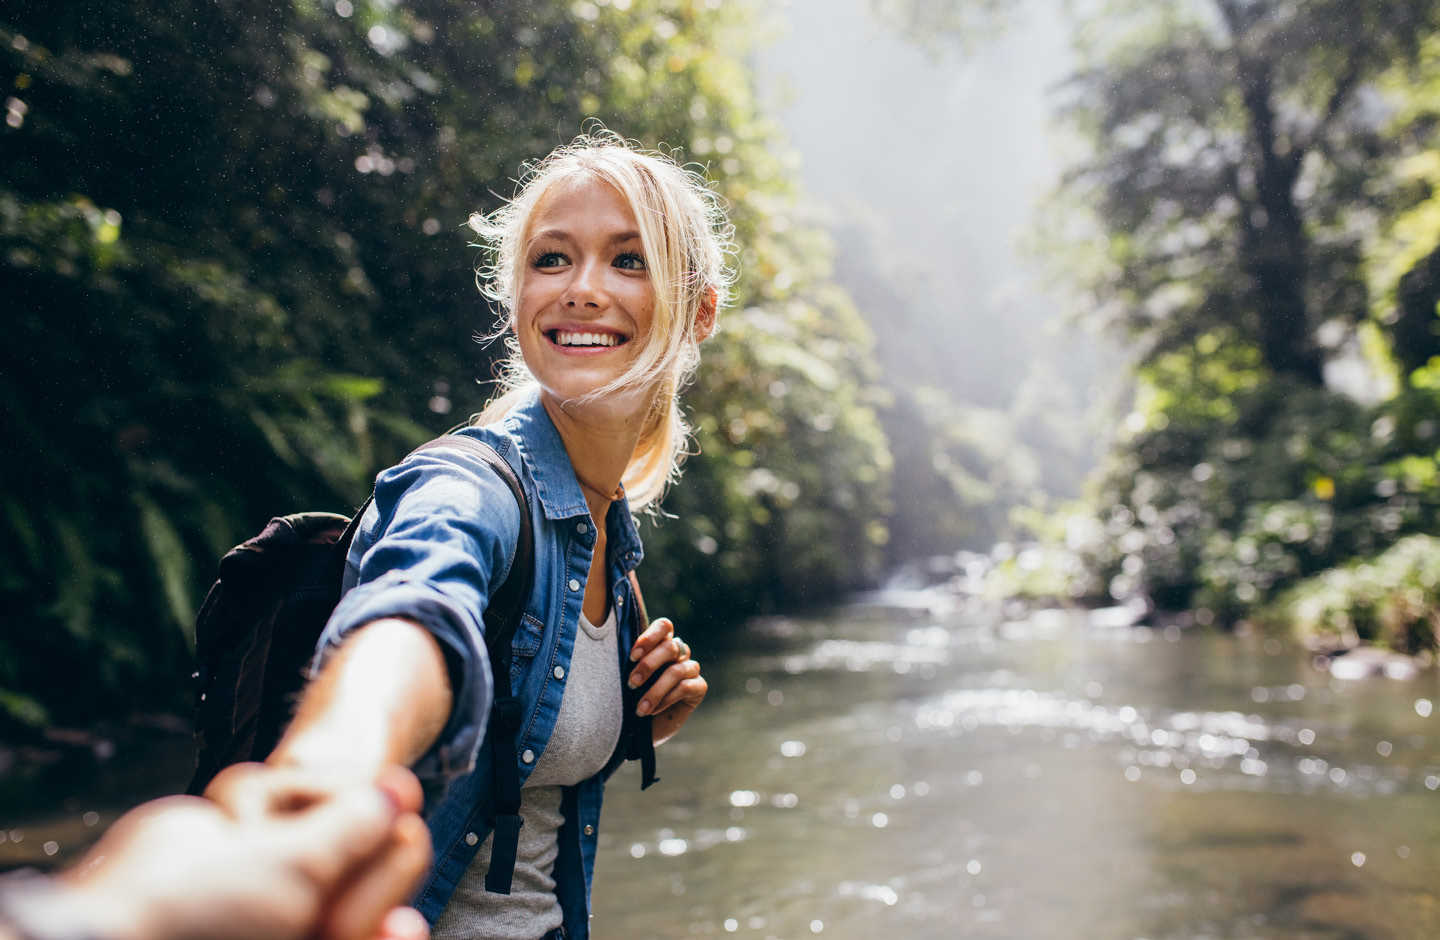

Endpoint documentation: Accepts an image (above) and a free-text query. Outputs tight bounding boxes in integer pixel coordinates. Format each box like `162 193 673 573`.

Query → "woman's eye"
532 251 568 268
614 252 646 271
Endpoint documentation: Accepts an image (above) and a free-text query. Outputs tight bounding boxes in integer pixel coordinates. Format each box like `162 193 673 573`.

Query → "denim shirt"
317 390 650 936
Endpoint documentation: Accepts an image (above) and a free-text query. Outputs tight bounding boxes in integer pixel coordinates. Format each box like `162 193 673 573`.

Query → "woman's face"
514 177 657 417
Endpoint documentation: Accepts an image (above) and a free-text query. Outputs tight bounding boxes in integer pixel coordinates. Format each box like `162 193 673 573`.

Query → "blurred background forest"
7 0 1440 737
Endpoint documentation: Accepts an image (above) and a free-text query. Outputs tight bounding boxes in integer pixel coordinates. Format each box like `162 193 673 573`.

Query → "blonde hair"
469 130 734 509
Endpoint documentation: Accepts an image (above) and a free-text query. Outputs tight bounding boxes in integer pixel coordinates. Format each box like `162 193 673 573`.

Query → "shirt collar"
606 486 645 568
503 391 648 567
504 389 589 521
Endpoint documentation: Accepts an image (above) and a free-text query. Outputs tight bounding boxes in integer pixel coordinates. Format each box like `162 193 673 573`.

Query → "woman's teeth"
554 331 620 347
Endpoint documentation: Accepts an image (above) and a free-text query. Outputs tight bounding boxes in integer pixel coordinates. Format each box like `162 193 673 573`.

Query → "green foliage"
971 0 1440 643
1050 0 1440 386
646 294 893 619
1067 359 1440 618
0 0 892 726
867 0 1440 652
1280 534 1440 653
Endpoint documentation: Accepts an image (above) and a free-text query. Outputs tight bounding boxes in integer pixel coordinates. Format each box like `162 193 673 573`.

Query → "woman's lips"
549 329 625 348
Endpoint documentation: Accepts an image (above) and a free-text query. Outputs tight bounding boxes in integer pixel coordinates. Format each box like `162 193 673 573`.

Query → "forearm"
271 618 453 775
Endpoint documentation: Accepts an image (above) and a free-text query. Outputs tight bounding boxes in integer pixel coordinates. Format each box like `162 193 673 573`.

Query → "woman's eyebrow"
528 229 641 245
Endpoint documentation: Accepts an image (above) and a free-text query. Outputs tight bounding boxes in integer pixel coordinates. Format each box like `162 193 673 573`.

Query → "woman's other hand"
628 617 708 745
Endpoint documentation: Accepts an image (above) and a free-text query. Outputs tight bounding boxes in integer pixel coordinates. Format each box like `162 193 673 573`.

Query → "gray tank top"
433 607 622 939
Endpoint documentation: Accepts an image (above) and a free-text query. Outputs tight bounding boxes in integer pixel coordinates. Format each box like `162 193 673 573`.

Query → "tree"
872 0 1440 618
0 0 892 728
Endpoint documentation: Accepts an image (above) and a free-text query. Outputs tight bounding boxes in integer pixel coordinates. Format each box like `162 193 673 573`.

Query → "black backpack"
188 435 536 893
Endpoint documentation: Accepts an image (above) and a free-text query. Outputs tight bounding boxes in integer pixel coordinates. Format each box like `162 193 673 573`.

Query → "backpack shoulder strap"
623 568 660 790
626 569 649 627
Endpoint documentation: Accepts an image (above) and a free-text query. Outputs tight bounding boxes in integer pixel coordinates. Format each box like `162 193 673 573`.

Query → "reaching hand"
628 617 708 745
6 765 432 940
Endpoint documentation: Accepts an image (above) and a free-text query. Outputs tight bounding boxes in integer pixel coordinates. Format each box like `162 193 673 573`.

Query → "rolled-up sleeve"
315 443 525 780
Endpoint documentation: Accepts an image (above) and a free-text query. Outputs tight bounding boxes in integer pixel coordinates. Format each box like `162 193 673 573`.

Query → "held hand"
628 617 708 745
44 766 430 940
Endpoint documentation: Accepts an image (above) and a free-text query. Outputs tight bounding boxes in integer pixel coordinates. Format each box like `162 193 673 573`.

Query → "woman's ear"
695 287 718 342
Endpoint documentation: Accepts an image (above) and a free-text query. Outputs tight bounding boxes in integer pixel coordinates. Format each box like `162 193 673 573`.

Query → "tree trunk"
1393 242 1440 376
1237 58 1326 387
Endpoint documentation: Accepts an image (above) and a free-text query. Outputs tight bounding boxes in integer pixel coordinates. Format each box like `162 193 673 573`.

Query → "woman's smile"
546 326 627 350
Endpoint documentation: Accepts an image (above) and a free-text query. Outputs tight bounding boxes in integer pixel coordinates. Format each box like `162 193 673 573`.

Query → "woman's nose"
564 259 605 307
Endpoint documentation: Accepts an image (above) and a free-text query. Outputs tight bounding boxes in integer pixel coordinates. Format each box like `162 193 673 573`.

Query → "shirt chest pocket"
505 613 547 684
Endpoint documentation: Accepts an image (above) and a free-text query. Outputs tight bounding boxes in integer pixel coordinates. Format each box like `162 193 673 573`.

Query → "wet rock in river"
1319 645 1422 681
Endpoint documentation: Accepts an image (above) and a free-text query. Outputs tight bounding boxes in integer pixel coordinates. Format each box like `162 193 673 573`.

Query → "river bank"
0 713 194 872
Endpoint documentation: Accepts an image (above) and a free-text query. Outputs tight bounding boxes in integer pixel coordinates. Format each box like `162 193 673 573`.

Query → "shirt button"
616 595 623 606
553 665 565 680
465 832 479 846
577 522 588 535
522 748 536 764
583 824 595 836
568 578 581 592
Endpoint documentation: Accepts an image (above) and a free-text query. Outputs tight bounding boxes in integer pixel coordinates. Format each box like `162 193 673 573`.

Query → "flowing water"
4 597 1440 939
592 599 1440 940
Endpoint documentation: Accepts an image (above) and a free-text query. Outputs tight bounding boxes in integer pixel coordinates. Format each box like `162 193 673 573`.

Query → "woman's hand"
628 617 708 745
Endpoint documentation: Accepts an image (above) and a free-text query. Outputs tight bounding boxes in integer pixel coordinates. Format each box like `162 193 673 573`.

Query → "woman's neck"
539 390 649 524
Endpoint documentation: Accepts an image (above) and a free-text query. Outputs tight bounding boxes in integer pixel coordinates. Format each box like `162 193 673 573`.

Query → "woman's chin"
539 381 659 426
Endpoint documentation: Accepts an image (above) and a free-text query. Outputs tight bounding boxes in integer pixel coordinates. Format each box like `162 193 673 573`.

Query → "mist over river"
593 598 1440 940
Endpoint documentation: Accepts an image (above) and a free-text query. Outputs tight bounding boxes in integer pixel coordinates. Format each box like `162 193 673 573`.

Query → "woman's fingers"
635 658 703 716
318 811 432 940
376 907 431 940
628 618 689 691
373 764 425 816
204 762 314 819
628 617 675 665
651 671 708 745
278 785 400 892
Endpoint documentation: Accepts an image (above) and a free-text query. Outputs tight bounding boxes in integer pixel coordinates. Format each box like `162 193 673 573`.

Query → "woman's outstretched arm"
269 618 453 776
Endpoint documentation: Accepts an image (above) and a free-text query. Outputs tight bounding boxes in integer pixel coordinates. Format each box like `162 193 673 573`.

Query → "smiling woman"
205 130 735 940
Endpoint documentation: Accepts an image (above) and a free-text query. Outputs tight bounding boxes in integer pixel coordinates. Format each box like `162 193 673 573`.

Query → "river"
4 597 1439 938
592 597 1440 939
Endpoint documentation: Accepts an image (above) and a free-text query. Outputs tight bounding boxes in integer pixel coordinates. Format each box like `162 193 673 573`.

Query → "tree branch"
1316 52 1362 139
